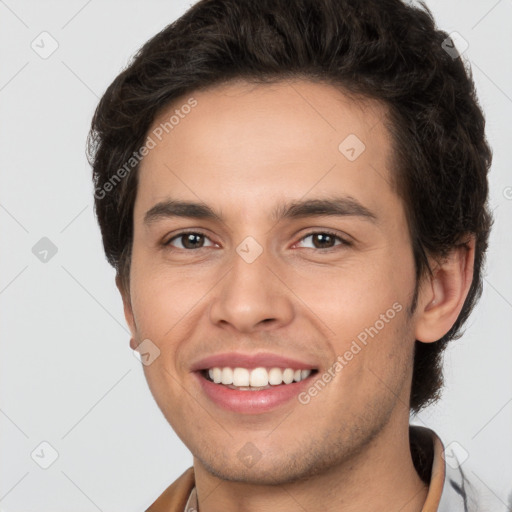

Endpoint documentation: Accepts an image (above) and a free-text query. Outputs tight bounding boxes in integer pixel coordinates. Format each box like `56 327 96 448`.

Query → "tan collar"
417 426 446 511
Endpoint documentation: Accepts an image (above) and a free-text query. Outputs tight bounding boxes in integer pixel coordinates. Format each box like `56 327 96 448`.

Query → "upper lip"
190 352 318 372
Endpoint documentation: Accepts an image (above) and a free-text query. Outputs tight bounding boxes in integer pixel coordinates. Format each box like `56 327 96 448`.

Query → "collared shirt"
146 425 509 511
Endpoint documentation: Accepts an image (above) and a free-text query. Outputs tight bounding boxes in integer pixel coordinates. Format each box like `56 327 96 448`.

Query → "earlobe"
115 274 138 349
414 236 475 343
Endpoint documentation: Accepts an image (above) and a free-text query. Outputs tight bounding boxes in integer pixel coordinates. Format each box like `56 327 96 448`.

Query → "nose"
208 246 295 333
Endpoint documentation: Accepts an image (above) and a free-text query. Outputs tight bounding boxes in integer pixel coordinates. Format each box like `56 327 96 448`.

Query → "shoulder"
410 425 511 511
145 467 195 512
436 437 511 512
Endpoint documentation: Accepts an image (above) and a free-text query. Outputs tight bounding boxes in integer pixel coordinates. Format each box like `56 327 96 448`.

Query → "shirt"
146 425 510 511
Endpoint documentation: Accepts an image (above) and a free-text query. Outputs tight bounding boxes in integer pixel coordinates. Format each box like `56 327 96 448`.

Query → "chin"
195 446 341 487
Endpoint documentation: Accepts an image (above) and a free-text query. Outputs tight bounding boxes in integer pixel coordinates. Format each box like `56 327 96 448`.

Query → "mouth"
199 366 318 391
193 360 319 414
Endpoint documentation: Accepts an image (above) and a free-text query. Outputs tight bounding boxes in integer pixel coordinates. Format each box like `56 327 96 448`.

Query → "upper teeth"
207 367 312 387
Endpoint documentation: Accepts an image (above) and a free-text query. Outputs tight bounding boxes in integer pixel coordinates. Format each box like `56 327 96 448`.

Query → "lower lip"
194 372 314 414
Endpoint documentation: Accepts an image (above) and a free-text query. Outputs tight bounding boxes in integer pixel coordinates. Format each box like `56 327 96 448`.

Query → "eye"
163 230 350 252
295 230 350 250
164 231 217 250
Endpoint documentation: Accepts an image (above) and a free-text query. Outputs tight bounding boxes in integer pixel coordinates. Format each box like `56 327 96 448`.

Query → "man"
88 0 498 510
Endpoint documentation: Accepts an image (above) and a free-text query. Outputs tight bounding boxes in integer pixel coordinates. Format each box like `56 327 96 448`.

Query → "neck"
192 417 429 512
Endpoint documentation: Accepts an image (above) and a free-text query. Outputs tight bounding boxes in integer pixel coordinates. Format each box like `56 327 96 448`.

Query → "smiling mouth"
200 366 319 391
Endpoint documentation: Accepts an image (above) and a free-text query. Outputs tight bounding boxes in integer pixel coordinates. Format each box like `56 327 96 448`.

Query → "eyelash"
163 229 351 251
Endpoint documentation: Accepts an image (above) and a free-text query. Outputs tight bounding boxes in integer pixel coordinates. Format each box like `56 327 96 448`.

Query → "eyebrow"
143 196 377 225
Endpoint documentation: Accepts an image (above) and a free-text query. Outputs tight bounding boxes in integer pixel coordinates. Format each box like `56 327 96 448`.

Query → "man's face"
123 80 420 484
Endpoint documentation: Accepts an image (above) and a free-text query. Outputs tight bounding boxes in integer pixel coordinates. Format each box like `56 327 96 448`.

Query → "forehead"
135 79 397 222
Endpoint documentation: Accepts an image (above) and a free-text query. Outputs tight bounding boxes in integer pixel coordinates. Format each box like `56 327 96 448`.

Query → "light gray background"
0 1 511 510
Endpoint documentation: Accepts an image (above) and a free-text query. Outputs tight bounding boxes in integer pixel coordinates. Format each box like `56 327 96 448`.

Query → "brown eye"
165 232 215 250
310 233 336 249
296 231 350 250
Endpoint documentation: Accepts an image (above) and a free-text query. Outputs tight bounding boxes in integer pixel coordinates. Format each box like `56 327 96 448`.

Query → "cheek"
292 255 409 331
129 246 199 334
288 247 414 388
131 270 198 410
129 259 211 379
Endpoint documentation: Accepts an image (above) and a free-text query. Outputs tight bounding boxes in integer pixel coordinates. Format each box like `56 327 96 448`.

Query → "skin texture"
119 80 475 512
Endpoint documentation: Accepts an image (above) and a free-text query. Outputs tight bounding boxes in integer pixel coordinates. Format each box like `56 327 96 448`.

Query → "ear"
414 236 476 343
115 275 138 350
